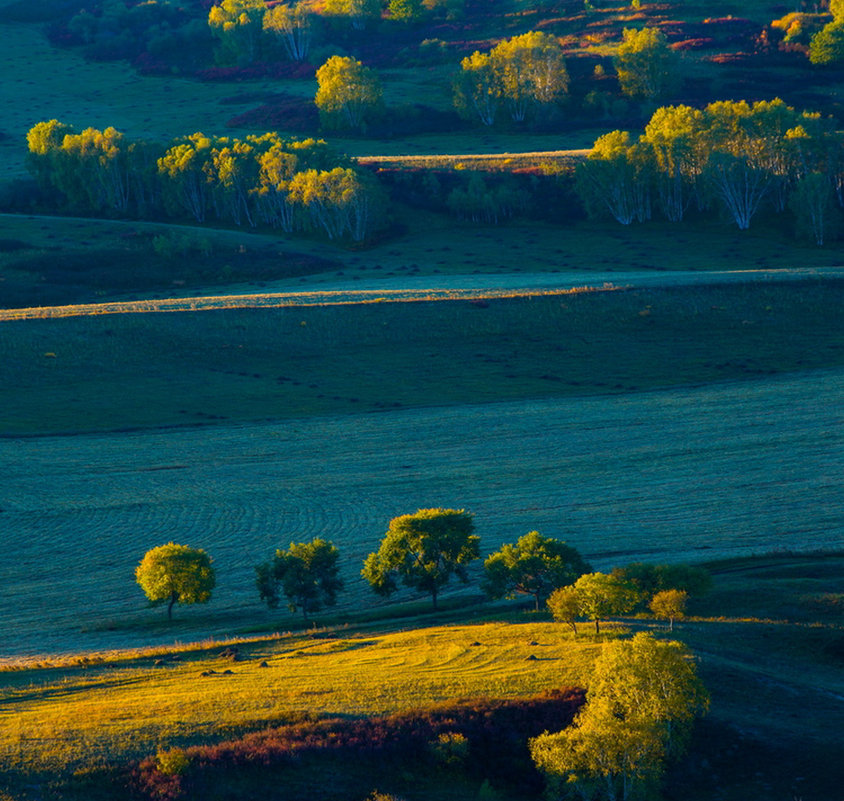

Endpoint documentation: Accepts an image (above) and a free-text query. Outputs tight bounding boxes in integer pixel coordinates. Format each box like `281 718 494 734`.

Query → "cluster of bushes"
134 690 584 800
26 121 388 241
575 98 844 243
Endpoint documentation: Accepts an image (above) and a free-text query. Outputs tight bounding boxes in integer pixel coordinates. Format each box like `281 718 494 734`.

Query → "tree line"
575 97 844 243
136 508 710 625
26 120 387 241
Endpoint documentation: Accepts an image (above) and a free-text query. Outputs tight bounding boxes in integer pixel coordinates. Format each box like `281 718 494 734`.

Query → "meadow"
2 0 844 797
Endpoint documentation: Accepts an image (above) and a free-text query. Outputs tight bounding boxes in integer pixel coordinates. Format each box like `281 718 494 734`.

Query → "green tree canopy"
256 538 344 621
361 508 480 610
482 531 590 610
810 19 844 63
315 55 383 131
135 543 216 619
571 571 640 634
614 26 680 100
531 633 708 799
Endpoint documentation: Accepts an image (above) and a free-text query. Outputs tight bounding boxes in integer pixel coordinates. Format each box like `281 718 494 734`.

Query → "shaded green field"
3 279 844 435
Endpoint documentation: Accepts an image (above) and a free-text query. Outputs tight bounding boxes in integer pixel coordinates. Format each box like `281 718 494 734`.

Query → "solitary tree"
361 508 480 610
614 26 680 101
649 589 688 631
256 538 343 621
315 55 382 131
572 572 640 634
135 543 216 619
482 531 590 611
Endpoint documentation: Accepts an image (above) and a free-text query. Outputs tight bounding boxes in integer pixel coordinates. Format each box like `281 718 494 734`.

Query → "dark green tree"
482 531 590 611
135 543 216 619
256 538 344 621
361 508 480 610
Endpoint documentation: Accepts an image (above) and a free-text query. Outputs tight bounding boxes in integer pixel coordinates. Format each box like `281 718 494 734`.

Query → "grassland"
0 555 841 800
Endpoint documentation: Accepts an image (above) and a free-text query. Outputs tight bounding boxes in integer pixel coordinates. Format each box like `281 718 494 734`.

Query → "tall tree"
262 2 311 61
315 55 382 131
157 133 214 222
135 543 216 620
256 538 344 621
640 104 704 222
482 531 590 611
453 51 500 126
614 26 680 101
361 508 480 610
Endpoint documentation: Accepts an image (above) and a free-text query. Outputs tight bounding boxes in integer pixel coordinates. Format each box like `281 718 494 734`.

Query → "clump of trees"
26 121 388 241
136 543 216 619
613 26 681 101
530 632 709 801
575 98 844 241
454 31 569 126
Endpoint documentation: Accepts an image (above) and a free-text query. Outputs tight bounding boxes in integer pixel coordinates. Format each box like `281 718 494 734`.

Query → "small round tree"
649 589 688 631
315 55 382 131
135 543 216 619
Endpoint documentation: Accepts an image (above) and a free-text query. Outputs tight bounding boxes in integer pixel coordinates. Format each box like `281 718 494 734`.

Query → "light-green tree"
640 104 704 222
135 543 216 620
546 585 582 636
530 633 709 800
570 571 640 634
157 133 214 222
809 19 844 63
361 508 480 610
255 538 344 621
208 0 267 65
322 0 381 30
315 55 383 131
613 26 680 100
482 531 590 611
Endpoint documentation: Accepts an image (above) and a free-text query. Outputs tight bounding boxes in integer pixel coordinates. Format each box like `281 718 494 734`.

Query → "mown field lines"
2 369 843 657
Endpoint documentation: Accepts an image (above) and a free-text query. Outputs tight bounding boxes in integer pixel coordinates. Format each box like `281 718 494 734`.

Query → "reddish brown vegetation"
133 689 584 801
226 94 319 131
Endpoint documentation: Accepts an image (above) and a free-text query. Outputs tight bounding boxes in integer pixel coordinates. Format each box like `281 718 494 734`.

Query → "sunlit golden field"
0 622 602 774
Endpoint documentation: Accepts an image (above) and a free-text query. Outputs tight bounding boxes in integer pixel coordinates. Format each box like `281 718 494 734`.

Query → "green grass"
3 279 844 435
